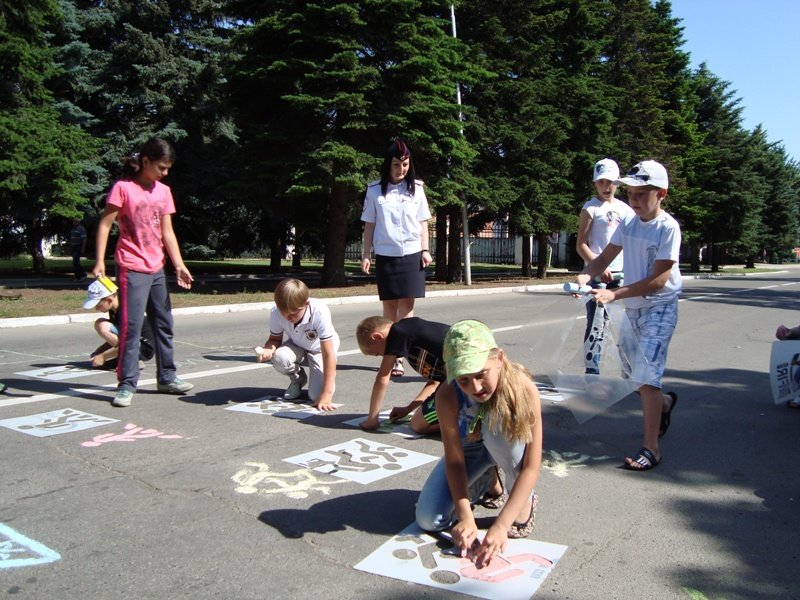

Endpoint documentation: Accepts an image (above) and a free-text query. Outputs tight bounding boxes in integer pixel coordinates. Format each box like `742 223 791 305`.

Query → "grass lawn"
0 255 773 320
0 256 555 319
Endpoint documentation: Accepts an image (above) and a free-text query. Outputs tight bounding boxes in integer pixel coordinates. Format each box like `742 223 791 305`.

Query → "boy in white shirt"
573 160 681 472
256 278 339 411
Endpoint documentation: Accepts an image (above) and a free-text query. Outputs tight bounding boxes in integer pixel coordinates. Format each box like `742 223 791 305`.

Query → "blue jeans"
415 441 497 532
116 268 177 391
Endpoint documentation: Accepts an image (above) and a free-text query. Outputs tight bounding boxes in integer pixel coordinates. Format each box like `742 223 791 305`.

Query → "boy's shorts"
625 301 678 389
420 392 439 425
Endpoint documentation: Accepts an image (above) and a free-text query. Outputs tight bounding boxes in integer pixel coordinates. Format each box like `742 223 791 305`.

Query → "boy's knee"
271 347 296 373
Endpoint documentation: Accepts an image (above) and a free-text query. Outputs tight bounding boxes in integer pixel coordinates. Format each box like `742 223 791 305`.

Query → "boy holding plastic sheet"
572 160 680 472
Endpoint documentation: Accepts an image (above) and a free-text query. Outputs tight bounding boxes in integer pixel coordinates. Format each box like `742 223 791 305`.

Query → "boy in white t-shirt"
576 158 635 373
256 278 340 410
573 160 681 472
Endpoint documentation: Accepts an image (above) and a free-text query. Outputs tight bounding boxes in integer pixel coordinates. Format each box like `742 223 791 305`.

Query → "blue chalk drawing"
0 523 61 568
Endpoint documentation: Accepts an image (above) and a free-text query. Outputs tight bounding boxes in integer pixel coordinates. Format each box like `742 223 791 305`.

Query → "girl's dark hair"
121 137 176 179
380 138 416 196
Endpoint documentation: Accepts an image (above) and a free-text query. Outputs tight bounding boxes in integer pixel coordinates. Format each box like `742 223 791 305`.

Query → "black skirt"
375 252 426 301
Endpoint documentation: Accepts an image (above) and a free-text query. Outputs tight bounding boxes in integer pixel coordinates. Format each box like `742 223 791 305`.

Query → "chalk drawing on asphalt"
284 438 437 485
355 523 567 599
0 408 117 438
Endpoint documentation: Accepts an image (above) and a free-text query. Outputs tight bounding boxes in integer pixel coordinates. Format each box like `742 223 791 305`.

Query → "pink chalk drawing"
457 552 554 583
81 423 183 447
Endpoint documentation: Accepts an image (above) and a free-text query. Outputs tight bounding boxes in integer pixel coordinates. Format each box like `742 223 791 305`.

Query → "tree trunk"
434 205 448 281
535 232 548 279
710 243 721 273
27 217 46 273
292 246 302 271
321 181 348 286
689 241 700 273
521 235 532 277
269 237 282 273
447 205 462 284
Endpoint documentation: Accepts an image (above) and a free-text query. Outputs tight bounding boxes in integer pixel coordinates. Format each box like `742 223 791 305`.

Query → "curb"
0 271 777 329
0 282 563 329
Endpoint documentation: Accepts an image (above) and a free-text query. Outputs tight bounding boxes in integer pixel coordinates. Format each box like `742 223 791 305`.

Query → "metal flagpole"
450 3 472 285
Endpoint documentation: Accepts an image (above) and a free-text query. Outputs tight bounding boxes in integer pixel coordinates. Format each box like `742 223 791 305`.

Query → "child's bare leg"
409 409 440 435
94 319 119 347
639 384 664 457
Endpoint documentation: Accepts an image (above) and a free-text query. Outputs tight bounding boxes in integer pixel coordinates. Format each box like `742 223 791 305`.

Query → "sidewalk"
0 263 778 329
0 280 568 329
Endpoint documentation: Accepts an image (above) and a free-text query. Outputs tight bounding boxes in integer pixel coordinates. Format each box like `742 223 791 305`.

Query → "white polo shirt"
611 210 682 309
361 179 432 257
269 298 340 353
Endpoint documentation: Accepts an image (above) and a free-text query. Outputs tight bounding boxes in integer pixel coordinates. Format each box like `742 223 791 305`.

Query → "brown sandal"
478 467 508 509
508 492 538 538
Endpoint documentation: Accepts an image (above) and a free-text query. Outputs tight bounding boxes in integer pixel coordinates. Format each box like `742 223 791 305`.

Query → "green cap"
443 320 498 383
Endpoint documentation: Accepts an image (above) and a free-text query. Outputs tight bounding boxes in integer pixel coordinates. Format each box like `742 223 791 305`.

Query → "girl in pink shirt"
92 138 194 407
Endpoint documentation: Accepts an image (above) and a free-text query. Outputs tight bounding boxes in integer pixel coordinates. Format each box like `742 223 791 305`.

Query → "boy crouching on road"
256 278 339 411
83 277 154 370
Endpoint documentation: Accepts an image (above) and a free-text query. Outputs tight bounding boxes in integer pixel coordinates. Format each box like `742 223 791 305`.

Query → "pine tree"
228 0 479 284
59 0 236 250
0 0 99 269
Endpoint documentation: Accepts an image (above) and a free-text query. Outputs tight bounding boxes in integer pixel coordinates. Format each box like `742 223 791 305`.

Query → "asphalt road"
0 269 798 600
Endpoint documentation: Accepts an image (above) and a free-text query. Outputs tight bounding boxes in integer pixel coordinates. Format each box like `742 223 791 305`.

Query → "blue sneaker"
112 388 134 407
157 378 194 394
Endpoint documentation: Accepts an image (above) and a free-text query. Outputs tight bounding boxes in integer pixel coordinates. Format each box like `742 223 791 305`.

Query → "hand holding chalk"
563 282 591 294
254 346 272 362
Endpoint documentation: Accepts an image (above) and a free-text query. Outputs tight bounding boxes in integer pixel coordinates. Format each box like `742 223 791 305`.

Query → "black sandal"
623 447 661 471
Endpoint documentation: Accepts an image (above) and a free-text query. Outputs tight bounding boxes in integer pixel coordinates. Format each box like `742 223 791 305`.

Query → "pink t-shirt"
106 179 176 273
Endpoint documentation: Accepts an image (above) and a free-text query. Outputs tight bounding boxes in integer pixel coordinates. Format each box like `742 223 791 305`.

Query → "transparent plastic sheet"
524 293 650 424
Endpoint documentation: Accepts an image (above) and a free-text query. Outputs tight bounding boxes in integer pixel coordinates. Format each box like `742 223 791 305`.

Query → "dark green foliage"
0 0 99 268
0 0 798 274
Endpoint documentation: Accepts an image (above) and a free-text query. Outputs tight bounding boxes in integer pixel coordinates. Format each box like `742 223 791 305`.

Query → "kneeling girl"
415 320 543 566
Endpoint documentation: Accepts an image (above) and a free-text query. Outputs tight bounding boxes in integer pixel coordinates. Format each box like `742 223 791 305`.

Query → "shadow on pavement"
258 488 419 538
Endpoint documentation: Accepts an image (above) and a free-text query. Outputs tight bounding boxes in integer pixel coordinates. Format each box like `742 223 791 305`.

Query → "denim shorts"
625 301 678 388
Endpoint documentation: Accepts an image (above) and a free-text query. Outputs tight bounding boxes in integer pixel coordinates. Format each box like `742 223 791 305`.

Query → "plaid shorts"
625 301 678 389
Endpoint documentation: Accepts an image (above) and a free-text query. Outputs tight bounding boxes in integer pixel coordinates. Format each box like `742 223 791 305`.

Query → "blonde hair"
356 315 393 354
274 278 309 312
484 348 538 443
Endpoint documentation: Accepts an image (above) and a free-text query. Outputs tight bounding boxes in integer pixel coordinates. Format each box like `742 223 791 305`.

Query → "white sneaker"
157 377 194 394
283 369 308 400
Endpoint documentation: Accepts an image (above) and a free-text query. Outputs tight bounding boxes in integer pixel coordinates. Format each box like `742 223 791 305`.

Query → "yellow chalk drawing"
542 450 611 478
231 462 346 499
